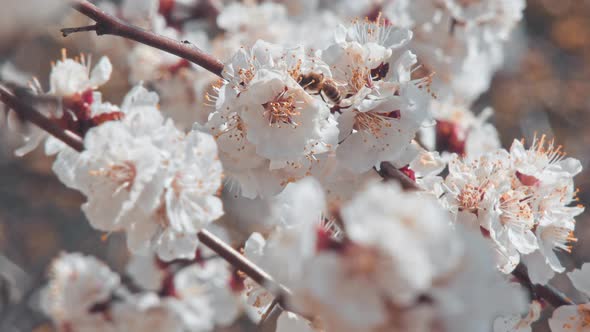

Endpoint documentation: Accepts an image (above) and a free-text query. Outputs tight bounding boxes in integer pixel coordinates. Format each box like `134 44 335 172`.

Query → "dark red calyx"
436 120 466 155
516 171 540 187
316 227 345 253
398 165 416 181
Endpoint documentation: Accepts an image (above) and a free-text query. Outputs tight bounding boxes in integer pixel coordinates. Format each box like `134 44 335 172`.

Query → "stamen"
353 110 398 138
89 161 137 193
262 88 300 128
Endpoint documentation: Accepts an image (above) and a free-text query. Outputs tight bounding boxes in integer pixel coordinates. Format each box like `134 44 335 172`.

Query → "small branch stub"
61 24 99 37
64 0 225 77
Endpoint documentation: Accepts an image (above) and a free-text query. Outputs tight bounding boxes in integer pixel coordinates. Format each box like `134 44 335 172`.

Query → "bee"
297 72 345 106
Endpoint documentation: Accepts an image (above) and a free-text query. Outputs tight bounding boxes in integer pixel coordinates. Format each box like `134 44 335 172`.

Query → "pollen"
353 110 398 138
262 88 300 128
349 67 370 92
498 191 534 228
529 134 567 165
578 305 590 327
89 161 136 193
457 184 483 213
214 113 247 142
237 66 255 88
540 225 577 253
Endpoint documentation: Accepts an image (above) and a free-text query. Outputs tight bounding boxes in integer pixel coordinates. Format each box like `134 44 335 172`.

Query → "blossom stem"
0 84 84 152
259 298 283 331
512 263 574 307
64 0 224 77
377 161 419 190
197 229 292 299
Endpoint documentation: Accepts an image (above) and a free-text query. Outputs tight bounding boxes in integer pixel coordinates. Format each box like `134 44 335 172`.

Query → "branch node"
60 24 99 37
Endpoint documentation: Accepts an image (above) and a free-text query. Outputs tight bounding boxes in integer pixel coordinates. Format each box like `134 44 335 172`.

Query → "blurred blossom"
0 0 71 53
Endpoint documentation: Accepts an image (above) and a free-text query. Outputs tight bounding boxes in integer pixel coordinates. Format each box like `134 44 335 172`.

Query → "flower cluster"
2 1 589 332
52 82 224 261
40 252 241 332
5 50 114 156
441 136 583 279
5 51 225 261
383 0 526 102
206 18 432 198
234 180 527 332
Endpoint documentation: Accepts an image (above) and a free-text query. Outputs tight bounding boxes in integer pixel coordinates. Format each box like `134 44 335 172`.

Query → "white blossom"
383 0 526 102
549 263 590 332
208 41 338 198
292 181 525 332
171 260 241 329
112 293 184 332
40 253 120 329
321 19 432 172
49 53 112 97
53 85 224 261
242 178 325 311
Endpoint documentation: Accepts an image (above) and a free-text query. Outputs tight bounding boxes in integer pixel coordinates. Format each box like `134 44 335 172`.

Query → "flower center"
353 110 399 138
262 89 300 128
214 113 246 140
90 161 136 193
457 184 483 212
498 191 534 228
237 66 255 88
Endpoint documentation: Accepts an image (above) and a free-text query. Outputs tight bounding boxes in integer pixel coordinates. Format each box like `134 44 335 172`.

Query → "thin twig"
0 85 84 152
61 24 99 37
63 0 224 77
512 263 574 307
197 229 292 299
378 161 419 190
259 298 283 332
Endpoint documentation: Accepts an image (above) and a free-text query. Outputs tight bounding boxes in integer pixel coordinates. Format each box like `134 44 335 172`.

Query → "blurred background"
1 0 590 331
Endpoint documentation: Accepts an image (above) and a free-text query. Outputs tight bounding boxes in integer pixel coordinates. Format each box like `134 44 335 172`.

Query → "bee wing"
338 98 353 108
332 78 348 87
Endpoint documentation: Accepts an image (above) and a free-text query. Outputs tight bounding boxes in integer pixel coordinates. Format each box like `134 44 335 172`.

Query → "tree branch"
64 0 224 77
512 263 574 307
0 86 297 313
197 229 292 299
0 85 84 152
259 298 283 332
